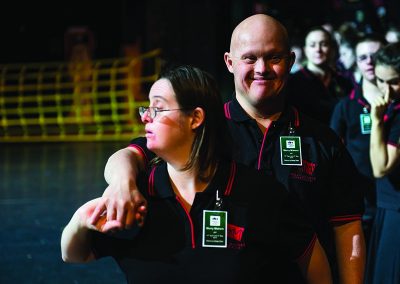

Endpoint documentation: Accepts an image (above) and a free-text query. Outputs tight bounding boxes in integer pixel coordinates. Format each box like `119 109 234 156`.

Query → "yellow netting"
0 49 161 142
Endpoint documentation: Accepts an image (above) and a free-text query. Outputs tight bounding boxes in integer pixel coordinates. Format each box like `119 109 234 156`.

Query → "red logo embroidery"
289 159 317 182
228 224 244 242
300 159 316 176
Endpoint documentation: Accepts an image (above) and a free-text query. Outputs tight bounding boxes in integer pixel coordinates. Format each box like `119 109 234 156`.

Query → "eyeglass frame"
357 53 376 62
138 106 191 119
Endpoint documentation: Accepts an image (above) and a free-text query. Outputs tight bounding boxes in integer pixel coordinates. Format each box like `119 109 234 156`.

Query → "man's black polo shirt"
91 161 316 283
224 96 364 271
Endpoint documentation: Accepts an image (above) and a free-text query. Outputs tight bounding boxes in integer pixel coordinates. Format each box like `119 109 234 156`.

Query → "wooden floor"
0 142 127 283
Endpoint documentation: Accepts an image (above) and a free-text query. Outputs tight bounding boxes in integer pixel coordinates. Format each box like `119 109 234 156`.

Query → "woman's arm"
370 88 400 177
61 198 106 263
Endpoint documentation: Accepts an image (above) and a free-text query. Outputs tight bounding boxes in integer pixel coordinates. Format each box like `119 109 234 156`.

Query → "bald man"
96 14 365 284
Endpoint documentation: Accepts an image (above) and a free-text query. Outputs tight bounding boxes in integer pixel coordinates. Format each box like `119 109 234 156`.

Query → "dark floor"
0 142 128 283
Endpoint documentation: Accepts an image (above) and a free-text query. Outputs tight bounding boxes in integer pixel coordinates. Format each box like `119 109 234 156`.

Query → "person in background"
93 14 365 284
286 26 353 124
330 34 385 245
61 65 331 284
337 40 361 84
335 22 361 85
290 44 304 74
385 25 400 44
365 42 400 284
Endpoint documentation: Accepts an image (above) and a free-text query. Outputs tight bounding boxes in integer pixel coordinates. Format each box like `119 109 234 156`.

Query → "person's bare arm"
90 146 147 230
297 238 332 284
61 198 108 263
334 220 365 284
370 86 400 177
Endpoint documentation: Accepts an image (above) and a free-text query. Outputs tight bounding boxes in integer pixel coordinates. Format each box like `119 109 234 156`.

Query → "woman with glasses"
286 26 353 125
61 65 331 283
365 42 400 284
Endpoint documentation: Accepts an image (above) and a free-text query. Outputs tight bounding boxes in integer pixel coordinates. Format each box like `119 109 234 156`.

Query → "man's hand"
89 183 147 232
89 180 147 231
88 146 149 231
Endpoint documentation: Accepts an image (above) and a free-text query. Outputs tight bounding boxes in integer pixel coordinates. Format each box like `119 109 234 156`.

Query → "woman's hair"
374 42 400 74
355 33 386 51
304 26 337 65
304 26 334 47
157 65 232 181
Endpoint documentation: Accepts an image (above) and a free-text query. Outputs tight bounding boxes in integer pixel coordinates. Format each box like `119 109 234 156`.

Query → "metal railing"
0 49 161 142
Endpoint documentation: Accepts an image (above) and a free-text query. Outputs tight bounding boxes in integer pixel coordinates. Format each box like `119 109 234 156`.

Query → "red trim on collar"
128 144 149 166
329 214 362 223
384 114 389 122
148 162 237 197
357 98 369 109
175 196 196 248
349 89 356 100
292 107 300 127
148 167 156 196
257 126 270 170
224 162 237 196
224 101 232 119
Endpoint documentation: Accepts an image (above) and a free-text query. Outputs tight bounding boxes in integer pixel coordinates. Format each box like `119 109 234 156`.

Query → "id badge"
202 210 227 248
360 113 372 134
280 136 302 166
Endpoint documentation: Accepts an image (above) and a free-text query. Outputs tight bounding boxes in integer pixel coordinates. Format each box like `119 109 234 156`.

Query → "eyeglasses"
357 53 375 62
138 106 188 119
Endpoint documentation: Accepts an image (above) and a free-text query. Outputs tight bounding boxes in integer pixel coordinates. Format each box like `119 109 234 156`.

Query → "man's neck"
236 94 283 131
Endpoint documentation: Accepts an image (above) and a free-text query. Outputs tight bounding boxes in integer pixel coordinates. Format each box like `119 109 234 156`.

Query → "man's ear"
224 52 234 74
287 51 296 73
191 107 205 130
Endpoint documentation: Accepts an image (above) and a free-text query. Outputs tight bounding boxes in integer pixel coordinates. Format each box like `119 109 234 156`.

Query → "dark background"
1 0 399 95
0 0 400 97
1 1 400 283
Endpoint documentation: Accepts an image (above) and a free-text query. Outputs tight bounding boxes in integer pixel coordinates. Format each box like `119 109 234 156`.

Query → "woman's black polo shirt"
91 161 316 283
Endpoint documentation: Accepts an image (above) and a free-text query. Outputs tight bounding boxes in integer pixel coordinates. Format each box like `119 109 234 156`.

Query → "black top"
330 85 373 179
91 161 316 284
286 66 353 124
128 97 364 282
223 97 364 280
375 100 400 210
330 86 376 206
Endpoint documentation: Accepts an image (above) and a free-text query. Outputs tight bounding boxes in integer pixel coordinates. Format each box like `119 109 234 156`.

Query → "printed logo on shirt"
228 224 244 242
227 224 246 250
289 159 317 182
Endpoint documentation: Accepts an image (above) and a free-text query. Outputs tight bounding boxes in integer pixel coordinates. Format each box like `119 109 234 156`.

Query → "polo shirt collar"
227 94 299 128
350 83 370 109
150 160 235 199
225 95 252 122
